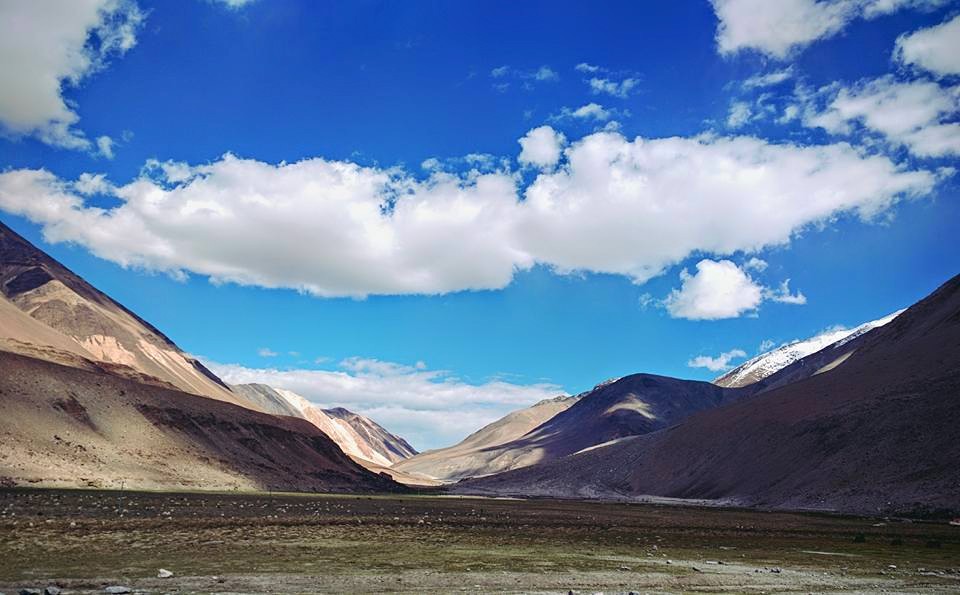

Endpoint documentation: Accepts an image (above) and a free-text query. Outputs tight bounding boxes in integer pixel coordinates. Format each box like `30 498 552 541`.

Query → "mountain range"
452 274 960 515
1 218 956 516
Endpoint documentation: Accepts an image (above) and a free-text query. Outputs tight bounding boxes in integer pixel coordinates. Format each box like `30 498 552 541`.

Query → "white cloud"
727 101 754 128
743 68 794 90
665 259 765 320
710 0 949 59
895 14 960 77
743 257 768 272
209 358 563 450
0 130 938 298
553 103 616 123
589 77 639 98
0 0 144 150
688 348 748 371
489 65 559 89
519 133 935 283
665 259 807 320
257 347 278 357
575 62 601 73
765 279 807 304
210 0 257 8
518 126 566 168
535 66 559 81
96 135 115 159
758 338 777 352
803 75 960 158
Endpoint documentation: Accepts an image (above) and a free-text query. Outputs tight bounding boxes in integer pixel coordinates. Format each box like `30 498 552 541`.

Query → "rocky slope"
232 383 417 467
0 220 248 408
714 310 902 388
0 350 401 493
456 274 960 516
393 395 580 482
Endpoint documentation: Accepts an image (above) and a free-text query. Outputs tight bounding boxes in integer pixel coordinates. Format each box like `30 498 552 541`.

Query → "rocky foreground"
1 489 958 594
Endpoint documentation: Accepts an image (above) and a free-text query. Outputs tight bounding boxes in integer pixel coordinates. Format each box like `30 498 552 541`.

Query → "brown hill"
0 220 247 408
456 274 960 516
0 350 401 493
393 395 580 482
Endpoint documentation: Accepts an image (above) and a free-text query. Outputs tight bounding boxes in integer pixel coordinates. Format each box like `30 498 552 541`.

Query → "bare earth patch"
0 488 958 593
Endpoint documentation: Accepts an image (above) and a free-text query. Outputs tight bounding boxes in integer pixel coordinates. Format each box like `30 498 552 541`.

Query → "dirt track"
1 488 959 593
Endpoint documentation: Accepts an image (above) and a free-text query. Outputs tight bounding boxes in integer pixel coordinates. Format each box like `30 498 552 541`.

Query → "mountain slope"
231 383 417 467
0 220 247 408
714 310 902 388
0 350 401 493
457 274 960 516
393 395 580 482
403 377 741 482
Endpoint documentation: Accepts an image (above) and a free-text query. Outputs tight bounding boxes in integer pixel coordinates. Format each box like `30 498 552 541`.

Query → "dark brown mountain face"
0 350 403 494
457 274 960 517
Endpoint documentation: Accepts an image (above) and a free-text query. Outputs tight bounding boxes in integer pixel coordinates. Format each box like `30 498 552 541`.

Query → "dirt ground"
1 488 958 594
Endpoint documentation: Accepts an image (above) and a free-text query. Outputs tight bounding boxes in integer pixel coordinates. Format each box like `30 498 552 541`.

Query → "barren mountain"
231 383 417 468
0 350 401 493
401 376 740 482
456 274 960 516
714 310 902 388
393 394 580 482
0 221 247 408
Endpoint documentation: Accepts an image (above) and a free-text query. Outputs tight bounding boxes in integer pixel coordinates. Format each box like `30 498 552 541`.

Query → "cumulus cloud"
802 75 960 158
209 358 563 450
589 77 640 98
895 14 960 77
561 103 614 121
688 348 748 371
518 126 566 168
257 347 278 357
0 0 144 150
665 260 807 319
519 133 935 284
575 62 601 73
665 260 765 320
0 130 938 298
710 0 949 59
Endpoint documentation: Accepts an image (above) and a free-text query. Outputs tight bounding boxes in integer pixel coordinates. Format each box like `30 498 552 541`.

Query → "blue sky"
1 0 958 449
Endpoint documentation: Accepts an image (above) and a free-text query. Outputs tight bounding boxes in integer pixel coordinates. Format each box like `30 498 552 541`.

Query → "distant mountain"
231 383 417 467
399 375 741 482
457 274 960 516
0 220 249 409
393 394 580 482
714 310 902 388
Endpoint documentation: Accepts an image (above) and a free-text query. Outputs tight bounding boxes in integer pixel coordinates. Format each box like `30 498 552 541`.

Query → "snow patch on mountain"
714 310 904 387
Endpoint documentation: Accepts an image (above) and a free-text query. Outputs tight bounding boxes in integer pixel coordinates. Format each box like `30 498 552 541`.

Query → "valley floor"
1 489 958 594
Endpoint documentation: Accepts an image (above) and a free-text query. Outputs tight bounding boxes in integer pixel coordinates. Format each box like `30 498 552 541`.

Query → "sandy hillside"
0 350 401 493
